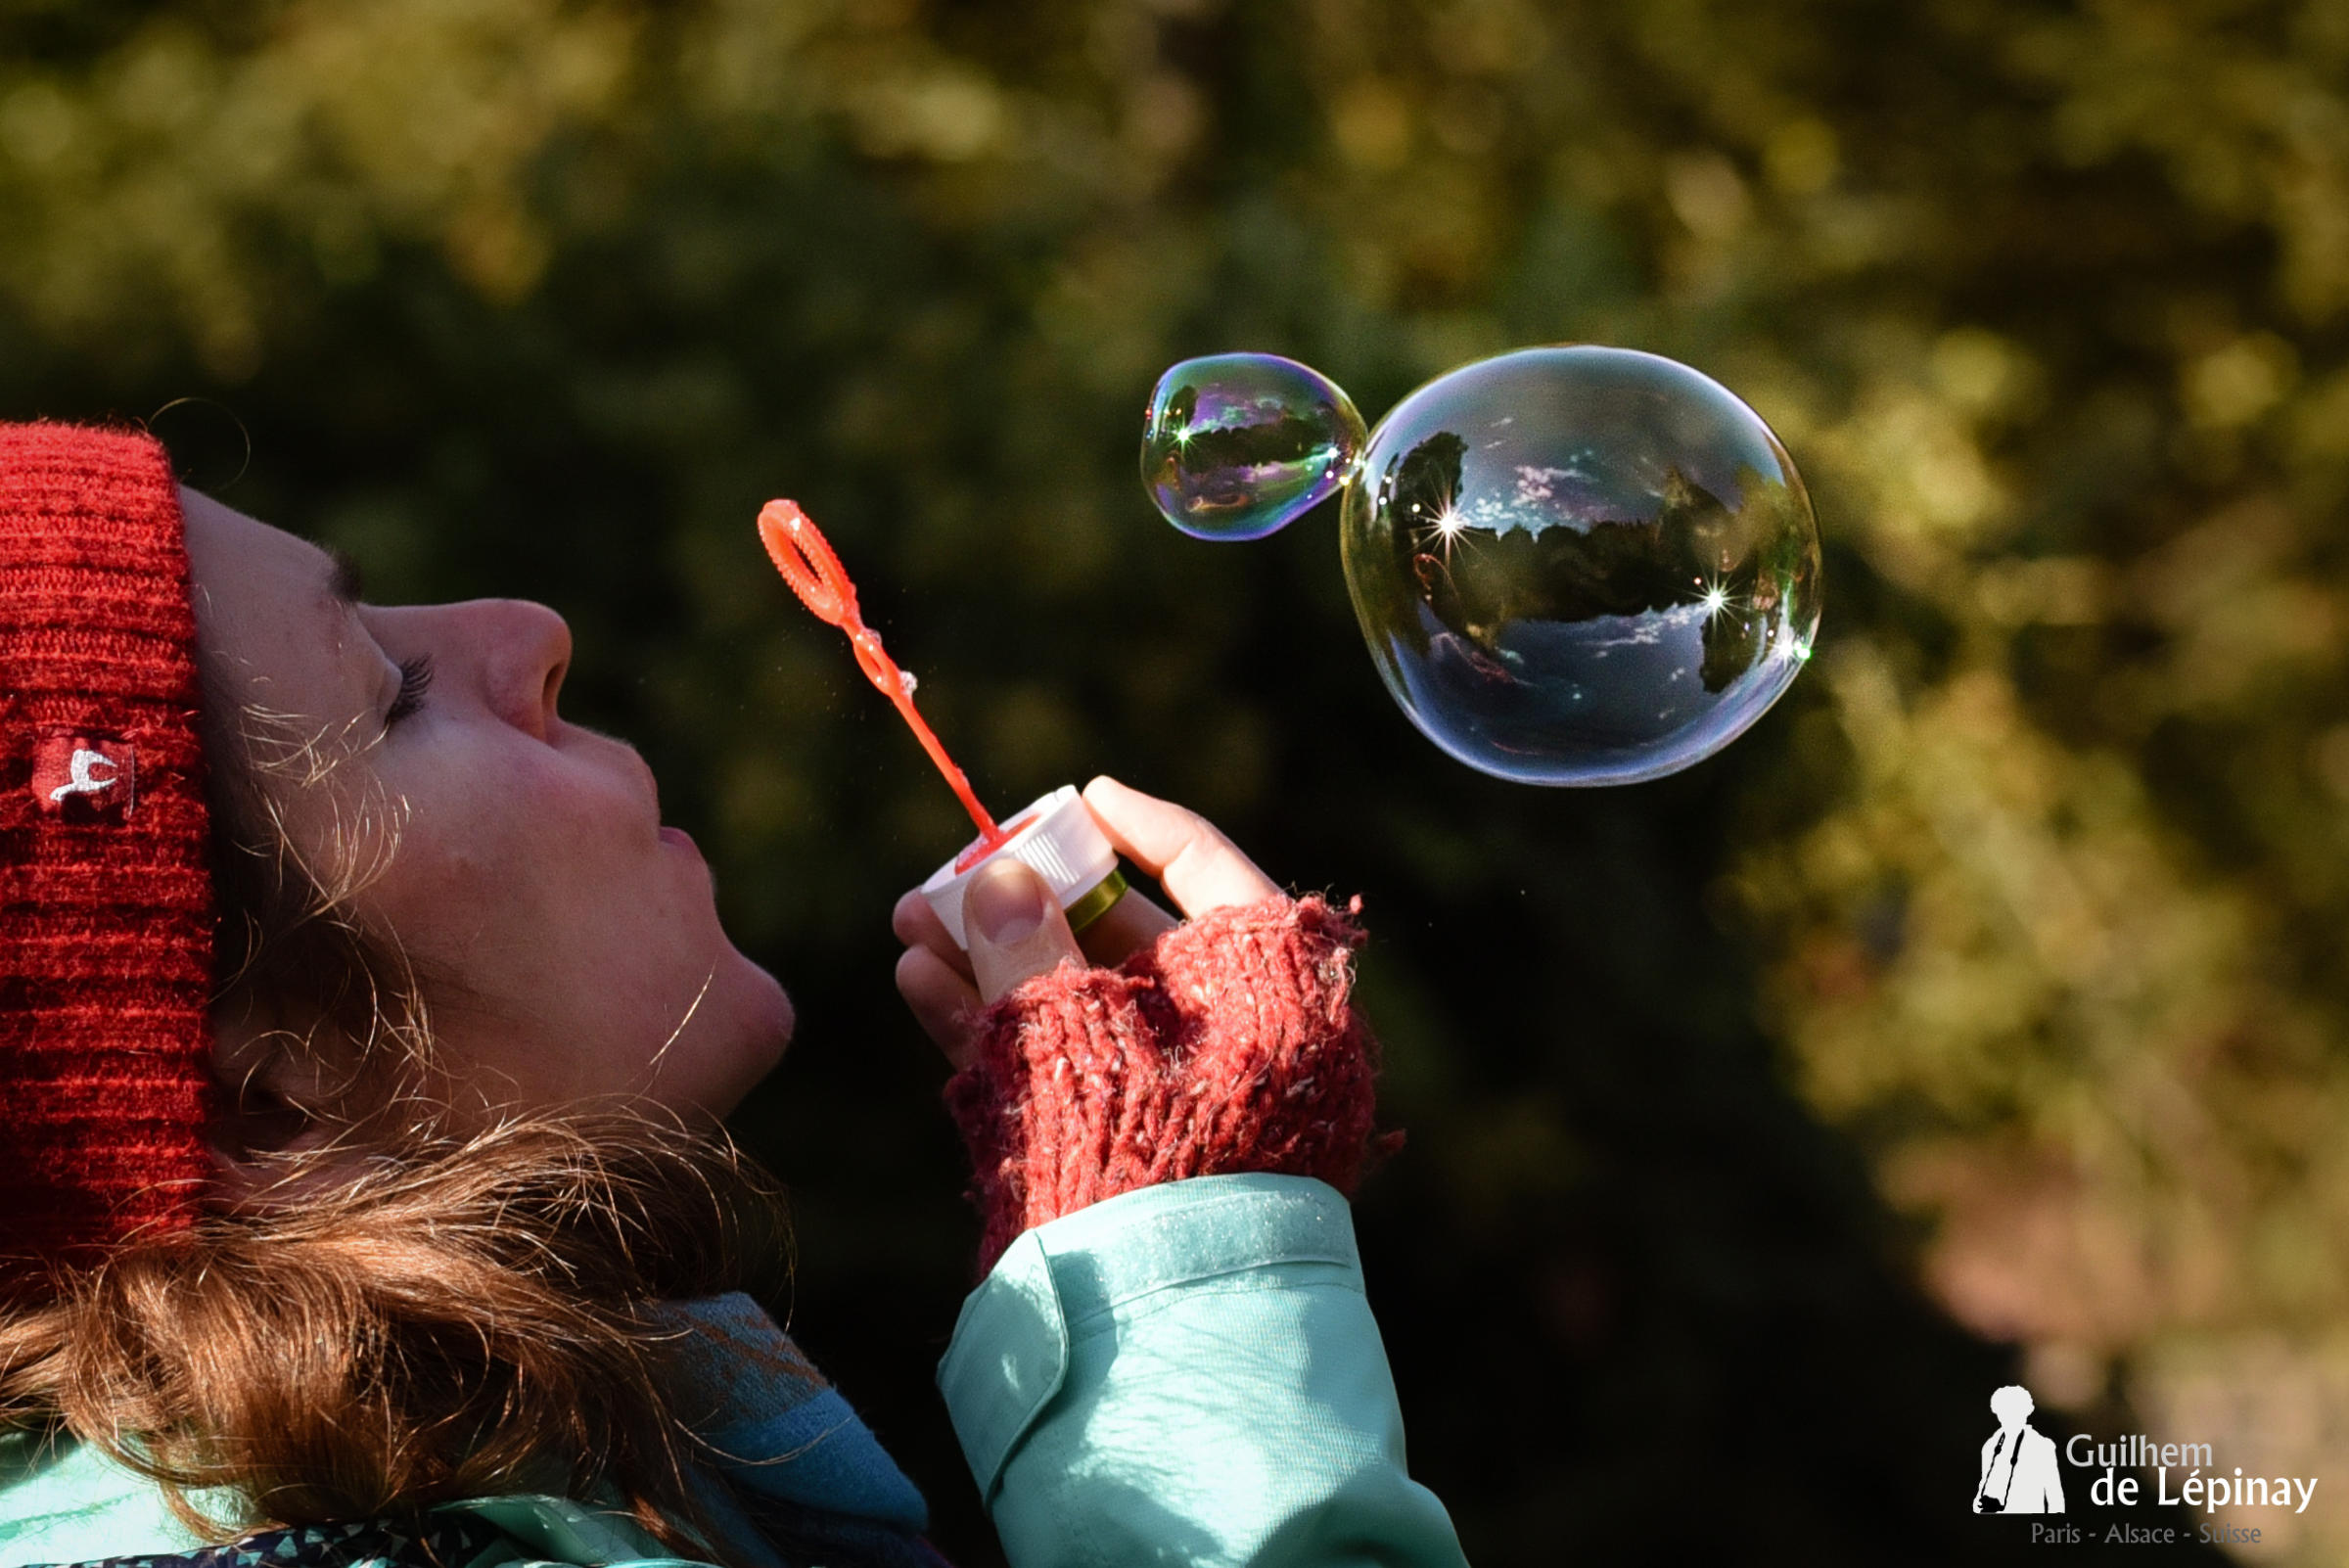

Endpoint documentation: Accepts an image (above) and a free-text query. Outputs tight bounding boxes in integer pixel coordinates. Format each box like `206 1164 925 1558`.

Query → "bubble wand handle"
757 499 1006 850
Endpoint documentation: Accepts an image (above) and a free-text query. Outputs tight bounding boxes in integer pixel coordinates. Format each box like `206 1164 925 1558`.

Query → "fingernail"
970 859 1047 945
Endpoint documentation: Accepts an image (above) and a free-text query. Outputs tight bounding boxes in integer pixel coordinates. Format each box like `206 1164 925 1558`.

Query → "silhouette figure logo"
1976 1385 2065 1514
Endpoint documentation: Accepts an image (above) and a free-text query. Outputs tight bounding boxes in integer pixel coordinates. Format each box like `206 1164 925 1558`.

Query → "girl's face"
182 489 793 1124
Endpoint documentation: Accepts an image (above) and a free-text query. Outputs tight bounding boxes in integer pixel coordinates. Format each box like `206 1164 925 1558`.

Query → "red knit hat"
0 423 215 1289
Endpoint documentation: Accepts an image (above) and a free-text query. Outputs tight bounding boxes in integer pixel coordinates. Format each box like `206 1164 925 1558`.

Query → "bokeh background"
7 1 2347 1561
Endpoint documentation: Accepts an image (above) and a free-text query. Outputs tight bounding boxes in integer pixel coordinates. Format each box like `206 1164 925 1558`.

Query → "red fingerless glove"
943 893 1399 1275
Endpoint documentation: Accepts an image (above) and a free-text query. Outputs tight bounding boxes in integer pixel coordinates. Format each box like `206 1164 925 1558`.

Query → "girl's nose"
463 599 573 739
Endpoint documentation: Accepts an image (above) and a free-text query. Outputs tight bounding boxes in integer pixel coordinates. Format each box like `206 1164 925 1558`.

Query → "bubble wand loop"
757 499 1008 855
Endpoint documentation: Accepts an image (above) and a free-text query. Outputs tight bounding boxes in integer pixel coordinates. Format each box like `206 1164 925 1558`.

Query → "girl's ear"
207 996 356 1196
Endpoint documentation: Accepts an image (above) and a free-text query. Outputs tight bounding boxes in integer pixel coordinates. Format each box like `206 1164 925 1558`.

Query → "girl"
0 424 1467 1567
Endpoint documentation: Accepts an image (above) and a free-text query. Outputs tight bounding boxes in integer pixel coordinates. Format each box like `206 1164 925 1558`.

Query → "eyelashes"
386 654 435 725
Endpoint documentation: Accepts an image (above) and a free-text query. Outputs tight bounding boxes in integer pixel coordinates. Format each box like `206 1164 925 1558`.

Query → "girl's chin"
745 955 794 1048
590 947 792 1117
692 961 794 1112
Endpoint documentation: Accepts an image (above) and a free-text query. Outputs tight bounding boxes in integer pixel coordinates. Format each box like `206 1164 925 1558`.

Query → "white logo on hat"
48 748 120 803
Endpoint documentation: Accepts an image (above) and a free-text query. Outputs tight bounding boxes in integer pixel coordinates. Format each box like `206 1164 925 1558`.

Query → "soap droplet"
1339 346 1821 785
1142 353 1367 541
898 669 918 697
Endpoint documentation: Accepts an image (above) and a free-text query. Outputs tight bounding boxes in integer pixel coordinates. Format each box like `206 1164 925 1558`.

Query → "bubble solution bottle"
757 500 1128 950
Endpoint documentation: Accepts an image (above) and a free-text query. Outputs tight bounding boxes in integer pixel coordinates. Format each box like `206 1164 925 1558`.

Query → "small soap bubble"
1142 353 1367 541
898 669 918 698
1339 346 1821 785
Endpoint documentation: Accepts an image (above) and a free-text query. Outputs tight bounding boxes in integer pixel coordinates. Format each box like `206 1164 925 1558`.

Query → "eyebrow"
325 547 365 607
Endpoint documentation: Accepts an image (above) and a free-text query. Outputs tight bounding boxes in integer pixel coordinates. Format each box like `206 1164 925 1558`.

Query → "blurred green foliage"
8 0 2348 1560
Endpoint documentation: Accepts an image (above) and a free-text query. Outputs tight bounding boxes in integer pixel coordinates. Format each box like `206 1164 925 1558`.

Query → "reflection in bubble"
1338 346 1820 785
1142 352 1367 540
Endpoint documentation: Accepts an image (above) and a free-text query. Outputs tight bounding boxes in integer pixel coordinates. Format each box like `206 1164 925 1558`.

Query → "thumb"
966 857 1084 1003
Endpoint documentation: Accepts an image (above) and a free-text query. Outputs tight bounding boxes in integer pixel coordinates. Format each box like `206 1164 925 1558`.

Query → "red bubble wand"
757 499 1011 869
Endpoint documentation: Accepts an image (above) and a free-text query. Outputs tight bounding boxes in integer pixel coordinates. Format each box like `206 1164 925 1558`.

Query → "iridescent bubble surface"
1143 353 1367 540
1339 346 1821 786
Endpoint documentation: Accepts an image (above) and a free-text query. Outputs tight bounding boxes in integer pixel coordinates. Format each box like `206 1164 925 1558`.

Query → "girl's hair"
0 676 792 1557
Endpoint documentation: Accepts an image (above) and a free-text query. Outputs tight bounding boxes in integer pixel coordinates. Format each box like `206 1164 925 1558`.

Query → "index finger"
1081 775 1281 920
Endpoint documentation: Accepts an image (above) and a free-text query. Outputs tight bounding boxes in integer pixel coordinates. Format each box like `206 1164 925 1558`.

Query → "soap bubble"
1339 346 1820 786
1142 353 1367 540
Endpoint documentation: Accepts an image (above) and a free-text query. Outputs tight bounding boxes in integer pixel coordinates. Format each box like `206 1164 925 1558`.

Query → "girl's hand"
891 775 1280 1069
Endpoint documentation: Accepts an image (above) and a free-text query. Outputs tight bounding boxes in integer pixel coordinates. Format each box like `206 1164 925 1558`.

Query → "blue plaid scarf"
18 1295 950 1568
654 1293 951 1568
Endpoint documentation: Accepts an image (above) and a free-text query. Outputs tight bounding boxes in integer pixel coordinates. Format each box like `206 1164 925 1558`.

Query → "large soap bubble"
1140 344 1821 785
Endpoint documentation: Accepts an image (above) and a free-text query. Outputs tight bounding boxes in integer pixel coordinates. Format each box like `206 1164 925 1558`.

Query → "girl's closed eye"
387 654 434 725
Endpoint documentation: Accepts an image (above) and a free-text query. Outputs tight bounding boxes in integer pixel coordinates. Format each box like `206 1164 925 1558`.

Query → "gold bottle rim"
1063 866 1130 934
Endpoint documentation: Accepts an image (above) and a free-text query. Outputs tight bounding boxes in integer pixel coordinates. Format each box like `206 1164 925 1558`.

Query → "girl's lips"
659 825 699 855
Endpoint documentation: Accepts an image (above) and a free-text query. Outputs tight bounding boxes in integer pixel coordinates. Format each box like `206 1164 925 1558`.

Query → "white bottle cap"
920 784 1122 949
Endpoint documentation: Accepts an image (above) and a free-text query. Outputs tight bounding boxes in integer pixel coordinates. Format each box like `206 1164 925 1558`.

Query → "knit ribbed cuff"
942 894 1393 1275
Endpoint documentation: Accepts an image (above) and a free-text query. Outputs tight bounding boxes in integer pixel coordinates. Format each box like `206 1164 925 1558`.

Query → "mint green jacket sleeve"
935 1174 1469 1568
